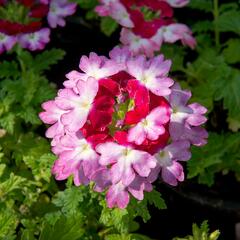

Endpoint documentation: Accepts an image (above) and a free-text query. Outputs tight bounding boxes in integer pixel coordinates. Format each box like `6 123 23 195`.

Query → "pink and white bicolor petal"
160 23 196 49
47 0 77 28
106 181 129 209
109 46 132 69
55 77 98 132
120 28 162 57
161 161 184 186
128 106 170 145
96 142 156 186
39 100 67 138
128 176 153 201
54 132 99 185
79 52 122 80
18 28 50 51
126 55 174 96
169 84 193 124
0 33 17 54
63 70 86 92
108 2 133 28
186 103 208 126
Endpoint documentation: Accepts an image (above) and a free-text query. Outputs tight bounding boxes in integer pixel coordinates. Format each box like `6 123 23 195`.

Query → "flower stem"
213 0 220 48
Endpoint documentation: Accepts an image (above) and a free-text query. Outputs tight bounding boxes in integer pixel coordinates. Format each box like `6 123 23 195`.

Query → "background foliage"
2 0 240 238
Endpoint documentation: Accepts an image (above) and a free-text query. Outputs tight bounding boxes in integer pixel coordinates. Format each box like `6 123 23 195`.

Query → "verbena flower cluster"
39 47 208 209
95 0 195 56
0 0 76 54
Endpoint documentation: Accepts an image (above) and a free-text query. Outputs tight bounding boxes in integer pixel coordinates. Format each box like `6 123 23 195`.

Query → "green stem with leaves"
213 0 220 48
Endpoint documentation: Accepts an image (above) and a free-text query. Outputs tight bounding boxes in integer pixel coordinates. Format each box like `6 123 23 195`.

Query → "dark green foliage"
173 221 220 240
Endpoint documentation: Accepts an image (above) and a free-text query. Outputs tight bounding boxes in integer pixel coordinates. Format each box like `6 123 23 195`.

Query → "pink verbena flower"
0 33 17 54
96 0 195 56
47 0 77 28
126 54 174 96
96 0 133 28
96 142 156 186
40 46 208 209
106 177 153 209
157 23 196 49
128 106 170 145
120 28 162 57
169 83 208 146
52 132 99 186
0 0 76 53
64 52 122 91
39 100 67 138
149 140 191 186
55 77 99 132
18 28 50 51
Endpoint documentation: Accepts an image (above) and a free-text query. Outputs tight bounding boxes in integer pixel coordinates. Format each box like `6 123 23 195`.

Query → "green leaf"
20 230 36 240
223 39 240 64
192 21 213 33
161 45 185 72
187 132 240 186
128 189 166 223
218 10 240 35
100 201 129 234
0 113 15 134
187 0 212 12
0 173 27 197
53 186 87 214
173 220 220 240
0 207 18 239
17 107 41 125
73 0 98 9
33 49 65 73
185 48 231 111
100 17 118 36
0 61 19 79
215 69 240 119
145 190 167 210
39 214 84 240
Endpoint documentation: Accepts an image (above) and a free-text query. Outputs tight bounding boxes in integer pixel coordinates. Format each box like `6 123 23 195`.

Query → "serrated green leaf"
145 190 167 210
39 214 84 240
0 61 19 79
215 69 240 119
161 45 185 72
20 230 36 240
100 17 118 36
223 39 240 64
187 0 212 12
188 132 240 186
100 201 129 234
53 186 87 214
218 10 240 35
0 173 27 197
185 48 231 111
192 21 213 33
173 221 220 240
0 208 18 239
0 113 15 134
17 107 41 125
33 49 65 73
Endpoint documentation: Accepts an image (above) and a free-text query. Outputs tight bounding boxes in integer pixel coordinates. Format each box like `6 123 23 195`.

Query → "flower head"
47 0 77 28
40 47 208 208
